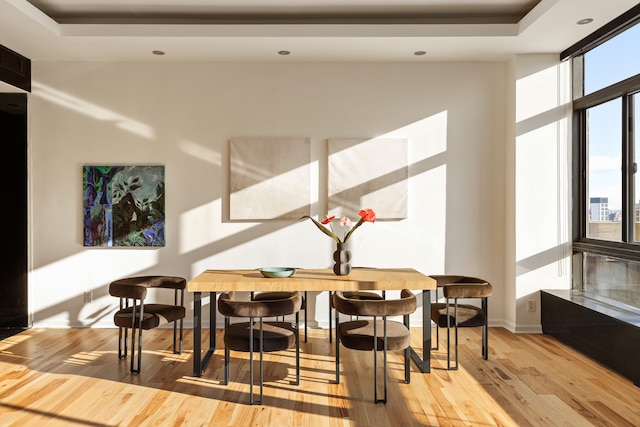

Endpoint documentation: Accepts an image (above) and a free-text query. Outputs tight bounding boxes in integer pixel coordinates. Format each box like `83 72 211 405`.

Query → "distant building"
590 197 609 221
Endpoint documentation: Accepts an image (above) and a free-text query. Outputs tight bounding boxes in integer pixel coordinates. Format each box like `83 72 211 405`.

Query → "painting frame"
328 138 408 220
229 137 311 220
83 165 166 247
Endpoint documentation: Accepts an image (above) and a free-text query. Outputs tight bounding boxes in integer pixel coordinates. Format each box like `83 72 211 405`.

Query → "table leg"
193 291 217 377
193 291 202 376
410 290 431 373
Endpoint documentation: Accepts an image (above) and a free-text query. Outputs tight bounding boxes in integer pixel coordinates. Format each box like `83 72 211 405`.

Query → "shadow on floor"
0 328 28 340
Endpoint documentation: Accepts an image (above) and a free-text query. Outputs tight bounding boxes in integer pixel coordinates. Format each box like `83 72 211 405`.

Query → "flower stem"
300 215 341 243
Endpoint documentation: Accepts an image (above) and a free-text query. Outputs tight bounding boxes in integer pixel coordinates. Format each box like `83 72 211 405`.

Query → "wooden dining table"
187 267 436 377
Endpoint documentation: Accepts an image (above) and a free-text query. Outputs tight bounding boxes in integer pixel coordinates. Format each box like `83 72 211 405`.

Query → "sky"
585 23 640 211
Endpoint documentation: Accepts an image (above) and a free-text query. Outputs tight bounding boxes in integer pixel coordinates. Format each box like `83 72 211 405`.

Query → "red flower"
321 215 336 225
358 209 376 223
301 208 376 244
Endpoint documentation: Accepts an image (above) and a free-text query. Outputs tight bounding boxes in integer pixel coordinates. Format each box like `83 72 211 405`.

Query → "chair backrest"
109 275 186 302
109 282 147 300
333 289 416 317
218 291 303 318
442 281 493 299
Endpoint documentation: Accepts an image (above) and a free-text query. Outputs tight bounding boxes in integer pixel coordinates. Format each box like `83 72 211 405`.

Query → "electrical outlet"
527 299 536 312
84 291 93 303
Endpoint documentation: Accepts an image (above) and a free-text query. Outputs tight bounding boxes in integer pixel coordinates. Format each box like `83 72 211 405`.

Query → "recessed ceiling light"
577 18 594 25
278 50 291 56
152 50 165 55
414 51 427 56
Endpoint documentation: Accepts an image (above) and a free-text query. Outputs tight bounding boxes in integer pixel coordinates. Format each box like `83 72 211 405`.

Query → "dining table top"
187 267 436 293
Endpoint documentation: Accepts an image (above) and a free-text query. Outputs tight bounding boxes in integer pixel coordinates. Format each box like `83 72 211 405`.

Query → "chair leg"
445 300 459 371
129 303 143 374
329 291 333 344
384 323 388 404
134 331 143 374
130 325 136 373
178 317 184 354
173 321 178 354
129 324 142 374
295 311 300 385
117 297 128 360
482 324 489 360
173 289 184 354
373 318 378 403
335 299 340 384
303 291 307 343
249 319 254 403
445 299 459 371
482 297 489 360
259 319 264 405
373 317 388 404
118 326 127 359
223 317 230 385
404 313 411 384
454 320 459 369
249 318 264 405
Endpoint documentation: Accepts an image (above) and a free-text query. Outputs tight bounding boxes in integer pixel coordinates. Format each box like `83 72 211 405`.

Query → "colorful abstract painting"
83 165 165 247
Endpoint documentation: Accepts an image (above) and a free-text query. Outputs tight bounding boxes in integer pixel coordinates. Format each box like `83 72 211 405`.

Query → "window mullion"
622 95 630 241
622 95 640 243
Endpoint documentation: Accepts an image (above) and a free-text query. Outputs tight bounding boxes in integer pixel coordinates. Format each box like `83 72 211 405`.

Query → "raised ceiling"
24 0 543 24
0 0 638 62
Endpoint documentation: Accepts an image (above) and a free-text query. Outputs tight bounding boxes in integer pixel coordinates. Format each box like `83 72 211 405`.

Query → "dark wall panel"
541 290 640 386
0 93 28 331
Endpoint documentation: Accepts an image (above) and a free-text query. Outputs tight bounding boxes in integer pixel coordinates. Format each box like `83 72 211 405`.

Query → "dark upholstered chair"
333 289 416 404
429 275 493 370
218 291 303 405
251 291 308 342
108 276 186 374
329 291 384 343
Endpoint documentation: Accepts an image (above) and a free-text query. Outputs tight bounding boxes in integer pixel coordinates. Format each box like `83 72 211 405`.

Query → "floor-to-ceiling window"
568 7 640 308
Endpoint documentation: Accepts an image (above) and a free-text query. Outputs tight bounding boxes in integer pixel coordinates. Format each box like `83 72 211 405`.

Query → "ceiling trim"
9 0 547 39
7 0 60 34
2 0 637 63
59 23 520 38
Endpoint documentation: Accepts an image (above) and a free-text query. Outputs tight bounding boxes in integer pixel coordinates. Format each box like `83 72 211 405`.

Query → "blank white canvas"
230 137 311 220
328 138 408 219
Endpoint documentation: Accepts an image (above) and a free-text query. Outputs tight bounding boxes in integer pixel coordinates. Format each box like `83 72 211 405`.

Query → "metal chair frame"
431 284 490 371
221 293 301 405
116 286 184 374
334 291 413 404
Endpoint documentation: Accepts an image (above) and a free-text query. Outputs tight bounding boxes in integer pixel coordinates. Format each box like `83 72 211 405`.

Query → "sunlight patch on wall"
179 139 222 166
378 111 449 158
516 64 567 123
179 198 270 255
31 81 154 139
180 199 222 254
31 250 159 322
515 57 571 290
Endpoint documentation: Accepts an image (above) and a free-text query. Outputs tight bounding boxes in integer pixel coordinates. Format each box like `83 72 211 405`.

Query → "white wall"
507 54 573 333
27 61 510 329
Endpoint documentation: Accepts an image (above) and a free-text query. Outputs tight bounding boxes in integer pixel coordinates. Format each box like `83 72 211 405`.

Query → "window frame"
571 7 640 264
573 74 640 262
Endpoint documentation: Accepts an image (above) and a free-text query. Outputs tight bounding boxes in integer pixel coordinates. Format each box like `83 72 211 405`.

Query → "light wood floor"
1 326 639 426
